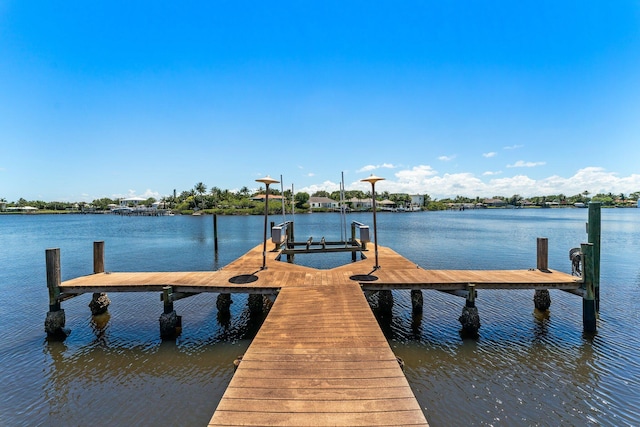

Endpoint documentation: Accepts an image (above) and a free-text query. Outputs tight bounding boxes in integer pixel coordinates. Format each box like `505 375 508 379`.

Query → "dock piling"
89 241 110 315
159 286 181 338
459 284 480 336
411 289 423 314
378 290 394 313
587 202 601 312
534 238 551 311
45 248 69 338
248 294 263 314
581 242 597 333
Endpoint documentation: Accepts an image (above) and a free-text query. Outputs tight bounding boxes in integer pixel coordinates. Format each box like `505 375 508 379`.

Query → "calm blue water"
1 209 639 426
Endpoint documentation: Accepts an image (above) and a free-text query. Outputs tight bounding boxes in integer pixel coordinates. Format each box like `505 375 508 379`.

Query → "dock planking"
51 243 582 426
209 283 428 426
59 244 580 295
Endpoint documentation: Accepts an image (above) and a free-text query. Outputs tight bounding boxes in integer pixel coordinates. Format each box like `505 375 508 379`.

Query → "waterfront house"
309 196 339 210
483 198 506 207
379 199 397 211
348 197 373 210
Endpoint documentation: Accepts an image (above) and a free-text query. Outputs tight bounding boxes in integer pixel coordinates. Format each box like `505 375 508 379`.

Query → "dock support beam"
159 286 181 339
459 284 480 336
89 241 111 316
534 238 551 311
582 243 597 333
45 248 69 338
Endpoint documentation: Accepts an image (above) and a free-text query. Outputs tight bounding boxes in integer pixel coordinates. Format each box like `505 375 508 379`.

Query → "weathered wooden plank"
215 397 422 413
209 409 428 426
221 385 417 400
225 376 416 390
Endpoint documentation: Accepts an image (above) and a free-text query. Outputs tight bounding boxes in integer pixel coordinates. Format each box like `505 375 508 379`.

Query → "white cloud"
507 160 546 168
504 144 524 150
483 152 497 158
438 155 456 161
300 166 640 200
111 189 162 200
356 163 396 173
483 170 502 176
307 173 315 177
299 180 341 194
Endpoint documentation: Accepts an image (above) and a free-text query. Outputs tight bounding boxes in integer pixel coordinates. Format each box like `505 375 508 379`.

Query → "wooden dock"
210 282 427 426
58 244 581 295
45 240 585 426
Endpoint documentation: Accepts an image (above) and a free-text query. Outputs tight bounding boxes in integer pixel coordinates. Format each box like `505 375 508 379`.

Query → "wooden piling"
537 238 548 272
465 283 476 308
588 202 601 312
581 242 597 333
159 286 181 338
411 289 423 313
89 241 111 315
46 248 61 311
162 286 174 314
45 248 68 337
93 241 105 274
534 238 551 310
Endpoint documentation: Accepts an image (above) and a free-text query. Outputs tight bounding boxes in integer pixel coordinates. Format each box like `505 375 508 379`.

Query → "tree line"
1 186 638 214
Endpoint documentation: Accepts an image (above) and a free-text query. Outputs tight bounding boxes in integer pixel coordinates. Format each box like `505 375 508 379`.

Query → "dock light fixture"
256 175 280 270
360 174 385 270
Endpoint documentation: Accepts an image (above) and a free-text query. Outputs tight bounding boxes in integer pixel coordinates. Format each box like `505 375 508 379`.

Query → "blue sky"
2 1 639 202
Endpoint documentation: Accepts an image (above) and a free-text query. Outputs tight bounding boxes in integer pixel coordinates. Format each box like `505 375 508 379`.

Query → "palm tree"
238 186 250 198
194 182 207 210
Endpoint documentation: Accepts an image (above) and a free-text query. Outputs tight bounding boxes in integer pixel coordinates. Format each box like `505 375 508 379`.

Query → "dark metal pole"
372 183 379 269
262 184 270 270
213 214 219 254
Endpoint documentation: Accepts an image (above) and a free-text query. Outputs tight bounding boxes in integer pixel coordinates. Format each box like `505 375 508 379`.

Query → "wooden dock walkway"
48 242 582 426
59 244 581 295
210 281 428 426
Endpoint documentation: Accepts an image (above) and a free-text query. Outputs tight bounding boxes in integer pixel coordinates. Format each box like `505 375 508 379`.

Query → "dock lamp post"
361 174 385 270
256 175 279 270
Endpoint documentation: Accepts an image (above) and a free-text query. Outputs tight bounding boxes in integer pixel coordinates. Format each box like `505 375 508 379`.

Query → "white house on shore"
410 195 424 208
309 196 339 210
347 197 373 210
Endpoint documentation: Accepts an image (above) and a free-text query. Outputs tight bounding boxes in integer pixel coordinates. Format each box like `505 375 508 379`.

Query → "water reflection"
90 312 111 344
42 298 266 426
532 308 550 339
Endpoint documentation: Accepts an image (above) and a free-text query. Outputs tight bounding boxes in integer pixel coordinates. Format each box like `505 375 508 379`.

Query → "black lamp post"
255 175 279 270
360 174 385 269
